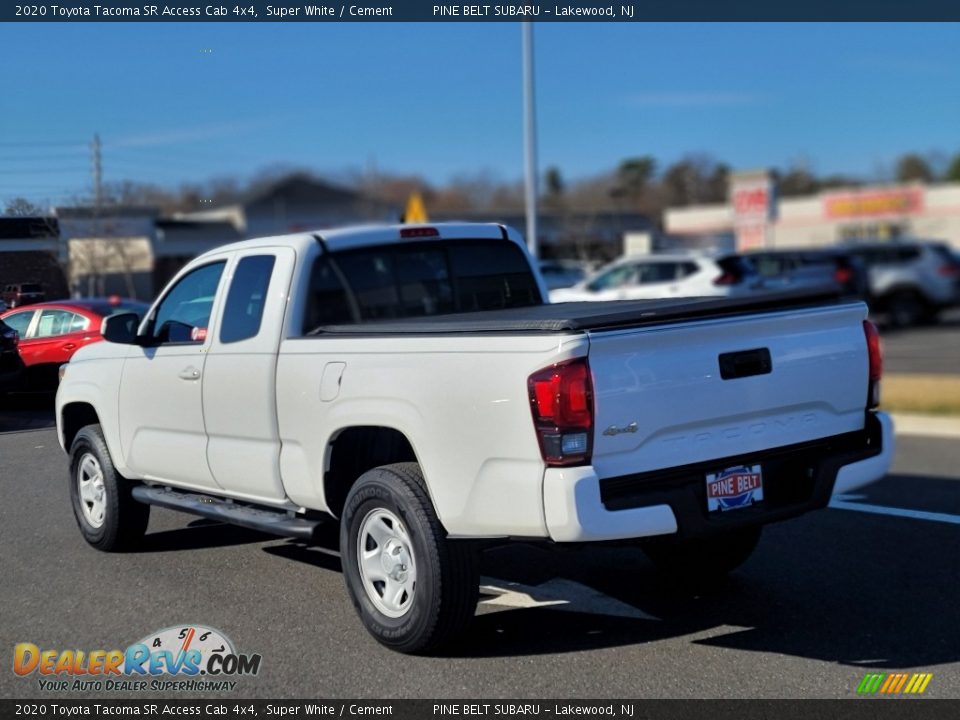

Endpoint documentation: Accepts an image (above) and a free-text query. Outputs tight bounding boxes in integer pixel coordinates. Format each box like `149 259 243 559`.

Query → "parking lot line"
828 498 960 525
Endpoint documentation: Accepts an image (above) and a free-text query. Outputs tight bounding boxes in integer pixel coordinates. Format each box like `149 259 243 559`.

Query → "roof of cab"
193 222 515 260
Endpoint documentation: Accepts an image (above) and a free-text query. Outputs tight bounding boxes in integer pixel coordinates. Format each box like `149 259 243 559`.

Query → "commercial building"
665 174 960 252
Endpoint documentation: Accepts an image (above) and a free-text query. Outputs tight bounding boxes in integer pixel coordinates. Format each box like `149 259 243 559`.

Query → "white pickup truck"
56 223 892 653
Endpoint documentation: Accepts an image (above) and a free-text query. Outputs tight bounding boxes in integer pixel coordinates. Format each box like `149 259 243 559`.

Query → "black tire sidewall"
341 474 441 651
68 425 131 550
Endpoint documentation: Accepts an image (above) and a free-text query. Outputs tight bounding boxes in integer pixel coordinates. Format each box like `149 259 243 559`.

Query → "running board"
131 485 324 540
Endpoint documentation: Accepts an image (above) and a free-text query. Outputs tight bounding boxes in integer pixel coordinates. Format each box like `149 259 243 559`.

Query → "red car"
0 297 149 389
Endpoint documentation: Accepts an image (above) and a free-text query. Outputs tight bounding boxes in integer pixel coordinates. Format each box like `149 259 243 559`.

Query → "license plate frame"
705 464 764 513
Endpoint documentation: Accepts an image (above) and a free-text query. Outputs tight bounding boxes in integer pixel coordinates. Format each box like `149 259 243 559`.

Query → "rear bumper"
543 411 893 542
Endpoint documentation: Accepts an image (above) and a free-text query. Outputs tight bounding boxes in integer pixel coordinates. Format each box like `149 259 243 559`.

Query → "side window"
34 310 78 338
637 263 677 284
70 314 90 332
220 255 276 344
3 310 34 337
304 257 354 333
151 261 225 344
587 264 637 291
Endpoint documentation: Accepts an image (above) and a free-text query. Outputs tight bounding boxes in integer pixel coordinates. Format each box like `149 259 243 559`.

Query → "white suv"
550 253 760 302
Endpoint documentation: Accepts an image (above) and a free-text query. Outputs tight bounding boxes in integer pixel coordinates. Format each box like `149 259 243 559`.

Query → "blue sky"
2 22 959 204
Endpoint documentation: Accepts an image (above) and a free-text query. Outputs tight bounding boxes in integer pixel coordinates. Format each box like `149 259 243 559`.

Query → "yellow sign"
403 192 428 223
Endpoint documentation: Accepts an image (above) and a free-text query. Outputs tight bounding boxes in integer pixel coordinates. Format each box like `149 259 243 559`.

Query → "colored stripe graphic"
857 673 885 694
858 672 933 695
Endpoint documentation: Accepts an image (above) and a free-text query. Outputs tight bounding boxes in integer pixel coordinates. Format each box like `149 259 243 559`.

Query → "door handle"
178 367 201 381
63 343 76 351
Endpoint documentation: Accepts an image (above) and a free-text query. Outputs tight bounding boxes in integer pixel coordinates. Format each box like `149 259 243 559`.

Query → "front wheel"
340 463 478 654
642 525 762 588
69 424 150 551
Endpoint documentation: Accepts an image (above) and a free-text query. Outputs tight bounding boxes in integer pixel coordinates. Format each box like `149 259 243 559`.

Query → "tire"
69 424 150 552
340 462 479 654
885 290 926 328
642 525 762 588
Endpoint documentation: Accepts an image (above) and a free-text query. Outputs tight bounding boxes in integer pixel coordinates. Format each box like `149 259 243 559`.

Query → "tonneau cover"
310 285 848 335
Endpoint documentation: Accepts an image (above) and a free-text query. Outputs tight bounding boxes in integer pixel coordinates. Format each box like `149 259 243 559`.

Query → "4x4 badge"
603 422 638 436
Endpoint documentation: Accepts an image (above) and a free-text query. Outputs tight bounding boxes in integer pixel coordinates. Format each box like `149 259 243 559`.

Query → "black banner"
2 700 959 719
5 0 960 22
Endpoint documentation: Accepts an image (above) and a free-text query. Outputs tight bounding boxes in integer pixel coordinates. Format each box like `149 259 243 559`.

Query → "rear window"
931 244 960 266
302 240 541 334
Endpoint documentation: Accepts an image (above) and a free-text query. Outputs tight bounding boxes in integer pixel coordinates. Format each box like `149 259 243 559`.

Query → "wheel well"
876 285 929 306
324 426 418 518
61 402 100 450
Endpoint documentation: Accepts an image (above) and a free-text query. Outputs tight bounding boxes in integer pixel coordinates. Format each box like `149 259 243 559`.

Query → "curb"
891 412 960 439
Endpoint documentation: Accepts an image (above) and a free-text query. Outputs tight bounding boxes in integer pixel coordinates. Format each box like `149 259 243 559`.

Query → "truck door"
203 247 294 503
118 259 227 490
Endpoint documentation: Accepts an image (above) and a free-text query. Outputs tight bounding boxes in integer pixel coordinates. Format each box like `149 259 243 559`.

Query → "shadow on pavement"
0 392 56 433
123 481 958 668
139 519 275 553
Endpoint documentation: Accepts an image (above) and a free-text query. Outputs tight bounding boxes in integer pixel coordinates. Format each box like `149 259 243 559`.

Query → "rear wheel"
340 462 478 654
885 291 926 328
69 424 149 551
642 525 762 588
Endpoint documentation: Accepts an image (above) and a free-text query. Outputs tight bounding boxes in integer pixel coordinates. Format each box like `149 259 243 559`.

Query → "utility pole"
89 133 103 296
91 133 102 212
521 22 539 258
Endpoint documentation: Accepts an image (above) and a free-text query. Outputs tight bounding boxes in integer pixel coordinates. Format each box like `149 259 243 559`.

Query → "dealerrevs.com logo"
13 625 262 692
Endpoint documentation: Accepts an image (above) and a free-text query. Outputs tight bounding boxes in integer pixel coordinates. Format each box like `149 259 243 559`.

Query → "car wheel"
886 291 926 328
69 424 150 552
340 462 479 654
642 525 761 588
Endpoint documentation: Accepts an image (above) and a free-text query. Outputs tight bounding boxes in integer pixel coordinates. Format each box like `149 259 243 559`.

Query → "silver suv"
842 241 960 327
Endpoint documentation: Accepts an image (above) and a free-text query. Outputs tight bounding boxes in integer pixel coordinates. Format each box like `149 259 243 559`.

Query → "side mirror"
102 312 142 345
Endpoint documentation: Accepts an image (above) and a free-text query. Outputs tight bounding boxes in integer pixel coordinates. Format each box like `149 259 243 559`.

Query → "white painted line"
891 412 960 439
479 576 659 620
828 499 960 526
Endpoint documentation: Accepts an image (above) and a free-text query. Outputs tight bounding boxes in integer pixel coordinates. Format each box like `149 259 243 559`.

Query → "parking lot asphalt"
881 308 960 375
0 397 957 700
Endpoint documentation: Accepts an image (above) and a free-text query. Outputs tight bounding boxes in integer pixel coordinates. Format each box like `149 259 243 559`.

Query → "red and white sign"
730 173 775 252
706 464 764 512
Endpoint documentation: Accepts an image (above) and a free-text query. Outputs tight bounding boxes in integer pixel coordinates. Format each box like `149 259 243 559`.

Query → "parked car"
56 223 890 653
2 283 45 309
744 247 868 299
840 240 960 326
538 259 587 291
549 252 761 302
0 318 23 395
2 297 149 389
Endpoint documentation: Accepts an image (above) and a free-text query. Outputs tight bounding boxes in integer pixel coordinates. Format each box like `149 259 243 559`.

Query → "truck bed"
309 286 845 335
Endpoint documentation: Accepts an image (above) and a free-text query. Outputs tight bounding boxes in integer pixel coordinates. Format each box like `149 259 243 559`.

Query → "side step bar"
131 485 324 541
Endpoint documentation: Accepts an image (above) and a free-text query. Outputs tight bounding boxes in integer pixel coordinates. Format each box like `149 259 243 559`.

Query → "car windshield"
20 284 42 293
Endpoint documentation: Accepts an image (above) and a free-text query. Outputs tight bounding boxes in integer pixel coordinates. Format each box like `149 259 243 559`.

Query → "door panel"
118 260 227 490
204 248 294 502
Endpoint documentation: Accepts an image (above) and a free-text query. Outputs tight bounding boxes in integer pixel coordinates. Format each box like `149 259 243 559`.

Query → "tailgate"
587 303 870 479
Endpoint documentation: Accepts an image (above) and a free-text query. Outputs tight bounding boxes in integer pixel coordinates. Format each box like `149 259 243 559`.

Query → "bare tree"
3 197 47 216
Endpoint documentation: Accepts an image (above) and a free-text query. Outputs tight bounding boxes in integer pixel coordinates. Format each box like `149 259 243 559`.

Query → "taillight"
834 267 853 285
528 357 594 466
938 264 960 277
714 272 737 286
863 320 882 409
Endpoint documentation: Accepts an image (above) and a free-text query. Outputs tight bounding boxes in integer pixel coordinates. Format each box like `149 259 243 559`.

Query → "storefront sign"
824 188 923 219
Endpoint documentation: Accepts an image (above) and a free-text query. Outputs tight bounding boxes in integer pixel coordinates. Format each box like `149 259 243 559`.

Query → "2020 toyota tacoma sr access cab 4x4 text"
55 223 893 653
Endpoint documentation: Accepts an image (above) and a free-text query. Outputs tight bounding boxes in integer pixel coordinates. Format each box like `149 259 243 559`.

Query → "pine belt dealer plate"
705 464 764 512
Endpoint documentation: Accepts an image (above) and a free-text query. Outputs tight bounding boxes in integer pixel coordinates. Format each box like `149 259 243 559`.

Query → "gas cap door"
320 362 346 401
